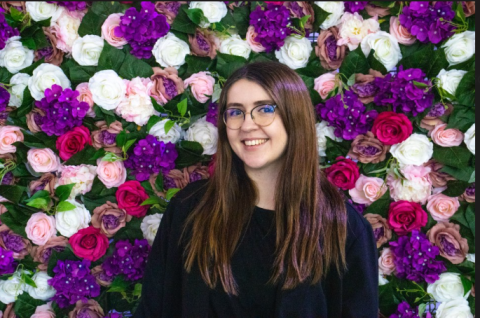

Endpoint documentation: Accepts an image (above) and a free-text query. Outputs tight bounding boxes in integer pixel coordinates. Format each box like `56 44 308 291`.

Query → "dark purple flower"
0 230 26 253
389 301 420 318
325 35 338 61
206 102 219 126
1 171 13 185
0 246 16 275
465 183 475 197
101 239 150 282
101 130 117 146
47 1 88 11
426 103 447 118
249 3 292 52
163 78 178 99
344 1 368 13
0 86 9 112
0 10 20 51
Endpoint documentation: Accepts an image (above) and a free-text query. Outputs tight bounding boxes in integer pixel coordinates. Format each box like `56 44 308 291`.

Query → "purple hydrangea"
426 102 447 118
0 230 27 254
101 239 150 282
0 86 9 112
390 230 447 284
249 3 292 52
47 1 88 11
48 259 100 308
104 313 124 318
374 67 434 116
399 2 456 44
115 2 170 59
389 302 420 318
206 102 219 126
0 246 16 275
1 171 13 185
315 90 378 140
34 84 90 136
124 135 177 182
0 9 20 51
344 1 368 13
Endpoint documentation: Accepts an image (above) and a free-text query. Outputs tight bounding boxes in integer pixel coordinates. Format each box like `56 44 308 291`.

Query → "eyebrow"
226 100 275 108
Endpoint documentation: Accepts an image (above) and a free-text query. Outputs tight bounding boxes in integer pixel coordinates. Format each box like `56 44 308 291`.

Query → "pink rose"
378 248 396 276
26 212 56 246
246 26 266 53
389 16 416 45
27 148 61 173
0 125 24 154
126 77 151 96
50 9 85 53
427 193 460 222
101 13 128 48
349 174 387 206
430 123 464 147
388 165 432 205
96 159 127 189
427 222 469 264
314 72 337 100
31 302 55 318
75 83 95 117
184 72 215 104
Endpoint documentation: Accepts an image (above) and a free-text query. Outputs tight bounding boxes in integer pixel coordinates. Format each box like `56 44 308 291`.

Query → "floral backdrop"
0 1 475 317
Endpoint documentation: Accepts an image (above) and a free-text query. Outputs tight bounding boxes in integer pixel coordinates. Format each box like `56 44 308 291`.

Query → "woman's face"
225 79 288 176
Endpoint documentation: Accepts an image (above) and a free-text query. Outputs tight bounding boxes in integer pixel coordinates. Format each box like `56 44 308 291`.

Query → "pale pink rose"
96 159 127 189
314 72 337 100
26 212 56 246
337 12 380 50
430 123 464 147
116 77 156 126
57 164 97 198
246 26 266 53
31 302 55 318
0 125 24 154
427 193 460 222
76 83 95 117
101 13 128 48
27 148 61 173
389 16 416 46
184 72 215 104
378 248 396 276
50 9 85 53
387 165 432 205
126 77 151 96
349 174 387 206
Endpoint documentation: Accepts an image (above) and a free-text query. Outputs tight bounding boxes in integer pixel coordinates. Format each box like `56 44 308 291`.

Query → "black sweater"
133 180 379 318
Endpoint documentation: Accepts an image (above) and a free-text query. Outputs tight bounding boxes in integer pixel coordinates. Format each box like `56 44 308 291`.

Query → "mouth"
242 139 269 147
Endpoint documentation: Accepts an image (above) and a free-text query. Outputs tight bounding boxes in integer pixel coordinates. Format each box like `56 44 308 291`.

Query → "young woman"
134 62 378 318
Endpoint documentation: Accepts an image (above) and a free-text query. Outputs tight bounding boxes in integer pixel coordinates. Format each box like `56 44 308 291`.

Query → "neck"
245 166 279 211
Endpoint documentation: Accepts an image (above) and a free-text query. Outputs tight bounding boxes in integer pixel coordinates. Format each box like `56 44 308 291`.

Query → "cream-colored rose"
56 164 97 198
8 73 30 107
220 34 251 60
389 16 416 46
152 32 190 69
0 272 24 304
337 12 379 50
26 271 56 301
72 35 104 66
246 26 265 53
0 125 24 154
315 121 342 157
25 212 56 246
185 116 218 155
464 123 475 155
314 2 345 30
436 298 473 318
361 31 402 71
0 36 34 74
149 118 184 144
275 35 312 69
390 133 433 166
54 199 91 237
349 174 387 206
25 1 60 23
27 148 61 173
28 63 71 101
314 72 337 99
442 31 475 66
96 158 127 189
101 13 128 48
88 70 126 110
427 273 468 303
189 1 228 28
378 248 395 276
49 8 84 53
140 213 163 246
427 193 460 222
436 69 467 99
387 164 432 205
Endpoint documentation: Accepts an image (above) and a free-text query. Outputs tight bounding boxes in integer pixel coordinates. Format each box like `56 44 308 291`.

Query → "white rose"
442 31 475 66
361 31 402 71
189 1 228 28
57 165 97 199
89 70 126 110
25 1 60 23
152 32 190 69
0 273 24 304
72 35 104 66
28 63 71 101
116 92 155 126
185 116 218 155
314 2 345 30
337 12 380 50
315 121 342 157
149 119 184 144
390 133 433 166
141 213 163 246
55 199 91 237
378 273 389 286
436 298 473 318
26 271 56 301
427 273 468 303
219 34 251 60
0 37 34 74
275 35 312 69
464 123 475 155
466 253 475 263
8 73 31 107
436 69 467 98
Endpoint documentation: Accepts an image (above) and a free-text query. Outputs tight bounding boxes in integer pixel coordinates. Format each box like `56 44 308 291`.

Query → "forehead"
226 79 272 106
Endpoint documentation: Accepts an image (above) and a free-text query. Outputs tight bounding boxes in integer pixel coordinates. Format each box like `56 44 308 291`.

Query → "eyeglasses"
223 104 277 130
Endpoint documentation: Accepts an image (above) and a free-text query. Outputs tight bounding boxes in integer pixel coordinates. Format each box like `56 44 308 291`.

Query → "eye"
226 108 243 117
257 105 276 113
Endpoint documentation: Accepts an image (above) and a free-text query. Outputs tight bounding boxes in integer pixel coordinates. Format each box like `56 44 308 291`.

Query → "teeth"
244 139 267 146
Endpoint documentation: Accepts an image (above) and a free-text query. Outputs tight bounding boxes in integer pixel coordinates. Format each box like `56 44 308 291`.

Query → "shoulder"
164 179 209 224
344 200 374 252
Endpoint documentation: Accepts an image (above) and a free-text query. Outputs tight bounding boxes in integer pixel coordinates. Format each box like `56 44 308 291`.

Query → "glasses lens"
253 105 276 126
224 108 244 129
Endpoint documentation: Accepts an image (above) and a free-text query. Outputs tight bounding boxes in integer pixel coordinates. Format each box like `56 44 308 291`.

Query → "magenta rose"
69 226 109 262
56 126 92 161
116 180 151 218
387 201 428 236
325 156 360 190
371 111 413 145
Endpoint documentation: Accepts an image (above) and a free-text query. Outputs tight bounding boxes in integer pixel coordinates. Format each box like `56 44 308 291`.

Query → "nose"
240 112 258 131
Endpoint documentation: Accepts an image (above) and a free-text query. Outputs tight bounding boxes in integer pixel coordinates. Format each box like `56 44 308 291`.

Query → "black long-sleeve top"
133 180 379 318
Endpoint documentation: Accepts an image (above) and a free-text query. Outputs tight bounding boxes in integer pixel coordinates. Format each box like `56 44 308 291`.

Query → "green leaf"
440 165 475 182
146 116 163 132
367 49 388 74
116 130 127 147
232 5 250 38
347 73 356 86
216 52 247 79
443 180 470 197
0 211 28 237
151 97 167 113
186 8 206 25
446 104 475 132
177 98 188 117
64 145 98 166
432 145 473 169
363 190 391 218
9 7 23 21
56 201 76 212
166 188 180 200
26 198 49 211
155 173 164 192
378 283 400 315
175 141 204 169
325 137 351 163
171 5 197 34
108 276 130 293
455 70 475 106
123 138 137 153
69 64 96 85
23 274 37 288
91 1 122 17
423 47 449 79
133 283 142 297
465 204 475 238
55 183 75 202
0 185 25 204
114 217 143 240
339 46 370 79
13 293 45 318
418 304 427 317
469 170 475 183
0 67 14 83
97 41 126 72
398 44 435 75
461 276 473 296
185 55 214 77
118 51 154 80
90 148 107 161
141 197 162 206
312 3 331 31
163 120 175 135
412 81 429 88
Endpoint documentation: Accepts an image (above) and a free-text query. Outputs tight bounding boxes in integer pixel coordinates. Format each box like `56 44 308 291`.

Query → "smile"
243 139 268 146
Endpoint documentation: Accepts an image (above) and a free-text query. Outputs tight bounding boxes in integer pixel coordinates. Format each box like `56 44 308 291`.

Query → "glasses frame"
223 104 278 130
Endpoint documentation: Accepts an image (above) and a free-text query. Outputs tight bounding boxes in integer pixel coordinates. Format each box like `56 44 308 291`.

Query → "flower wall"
0 1 476 317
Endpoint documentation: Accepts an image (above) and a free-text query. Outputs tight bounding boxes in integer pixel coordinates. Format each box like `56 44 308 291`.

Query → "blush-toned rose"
387 200 428 236
427 193 460 222
116 180 150 218
31 236 68 271
378 248 396 276
424 160 456 188
184 71 215 104
285 2 314 31
34 27 64 66
56 126 92 161
163 163 210 190
347 131 390 164
0 224 32 259
351 69 384 104
25 212 56 246
324 156 360 190
371 111 413 145
57 165 97 198
420 104 454 132
430 123 464 147
91 201 131 237
314 72 337 99
427 222 469 264
91 120 123 155
389 16 416 45
1 2 26 14
75 83 95 117
69 226 109 262
96 159 126 189
315 27 346 70
29 173 57 197
460 183 475 203
155 1 186 24
364 213 392 248
68 299 104 318
245 26 266 53
365 3 391 17
463 1 475 17
0 125 24 154
27 148 61 173
26 108 45 133
1 303 15 318
150 67 184 104
388 165 432 205
188 28 221 59
31 302 56 318
49 9 85 53
349 175 387 206
91 265 113 287
101 13 127 48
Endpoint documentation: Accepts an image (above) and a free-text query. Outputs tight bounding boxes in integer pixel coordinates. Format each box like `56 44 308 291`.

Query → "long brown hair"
182 62 347 295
